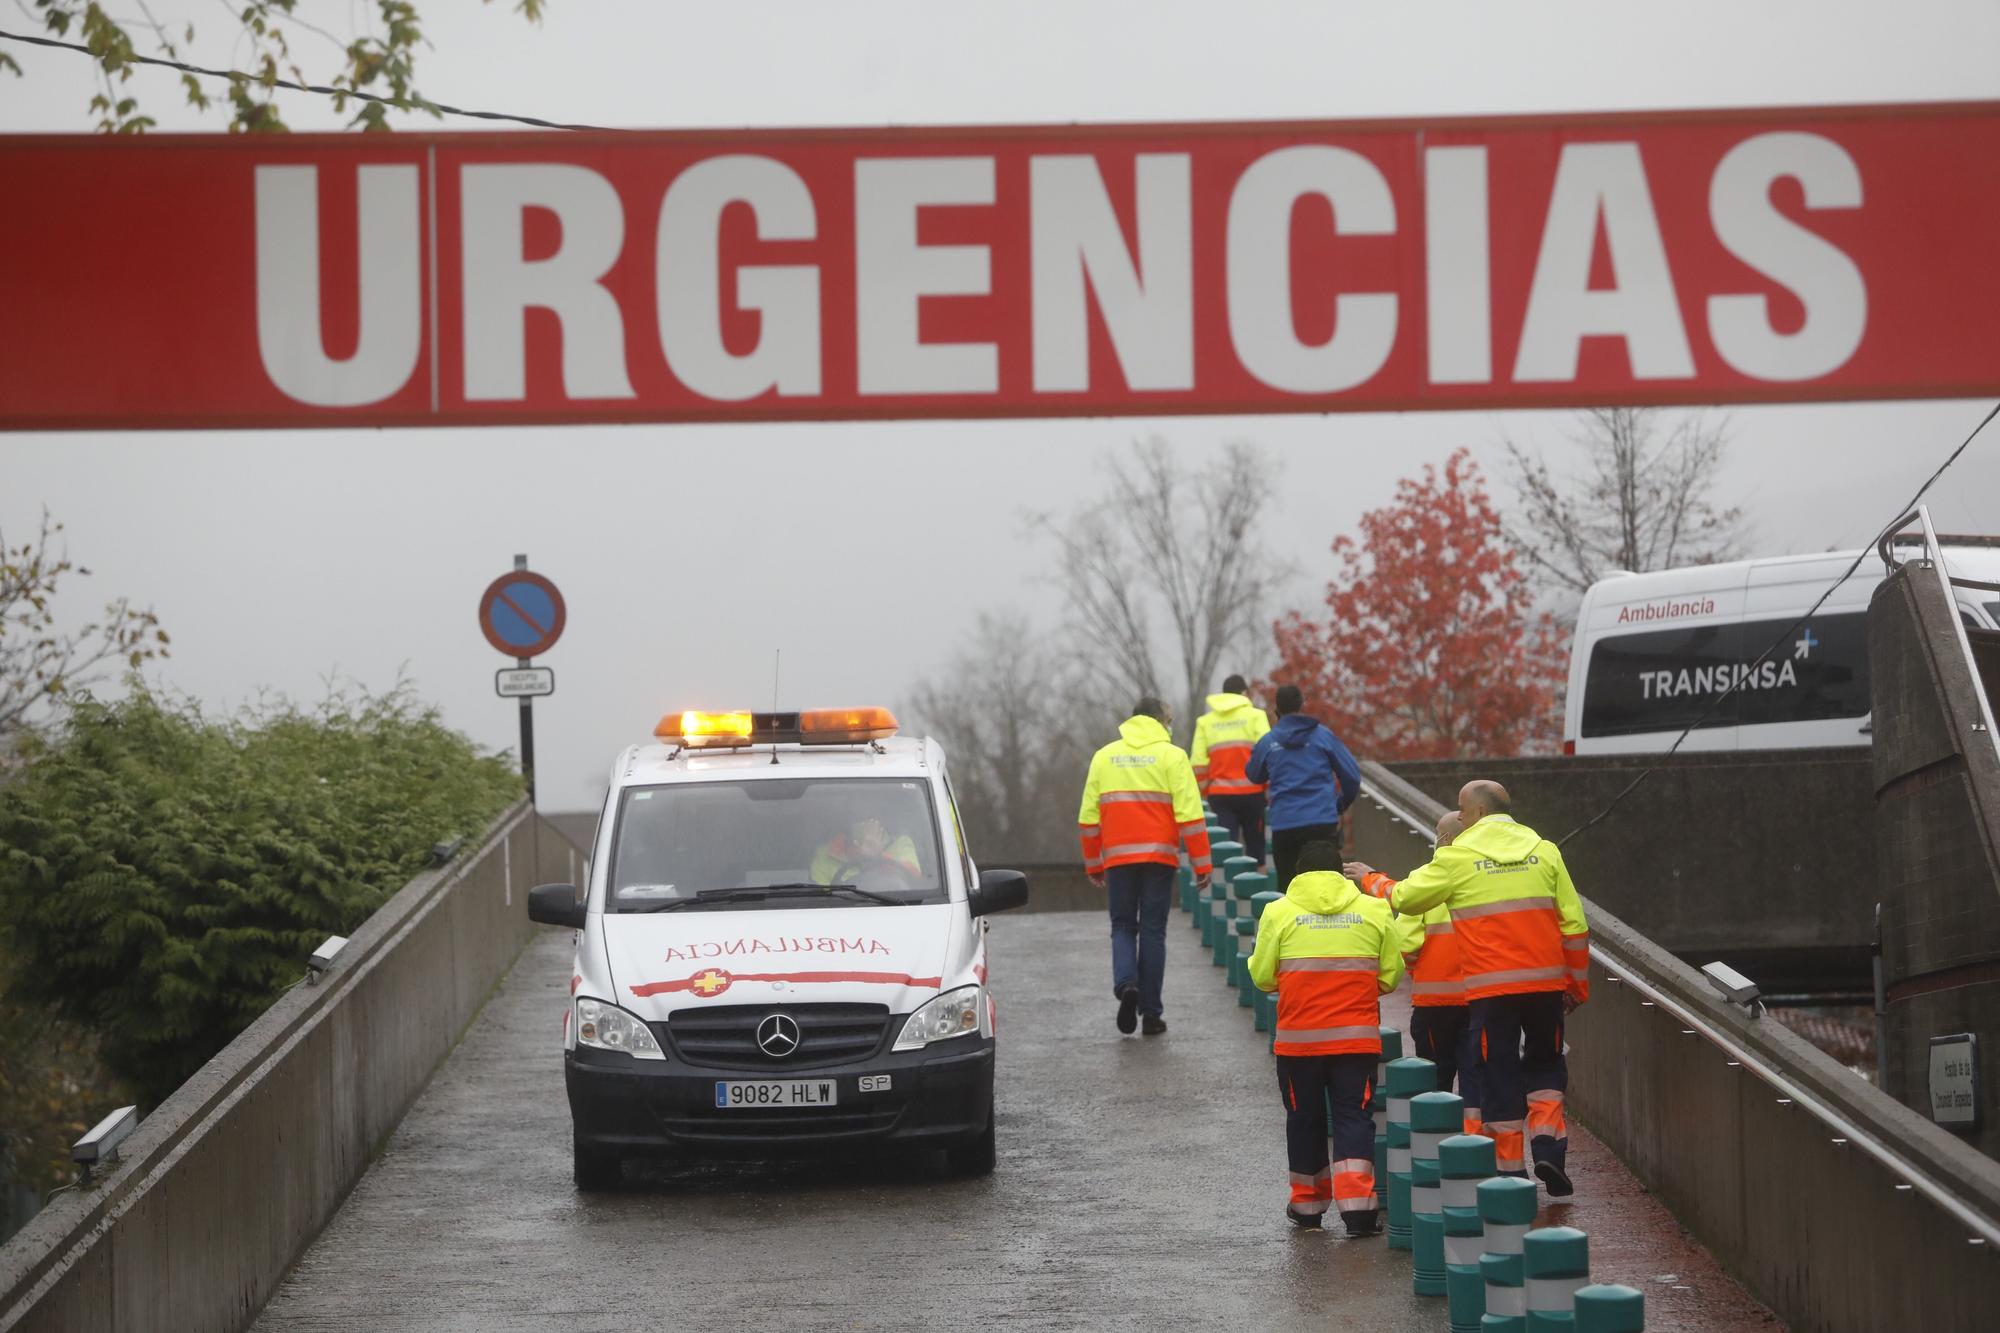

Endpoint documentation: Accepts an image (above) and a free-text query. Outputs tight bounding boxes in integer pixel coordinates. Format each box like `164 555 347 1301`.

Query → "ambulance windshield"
607 777 947 911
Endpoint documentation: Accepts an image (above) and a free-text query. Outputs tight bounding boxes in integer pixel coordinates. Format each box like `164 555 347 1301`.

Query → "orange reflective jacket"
1359 870 1465 1007
1248 870 1403 1055
1388 816 1589 1005
1078 715 1212 880
1190 693 1270 797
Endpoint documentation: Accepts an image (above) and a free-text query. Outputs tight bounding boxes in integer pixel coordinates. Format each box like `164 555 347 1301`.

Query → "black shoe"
1341 1209 1382 1238
1141 1014 1167 1036
1534 1160 1574 1198
1285 1206 1324 1230
1115 983 1139 1034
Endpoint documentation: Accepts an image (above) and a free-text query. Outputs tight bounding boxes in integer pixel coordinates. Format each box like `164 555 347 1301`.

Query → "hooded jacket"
1247 869 1403 1056
1245 713 1361 831
1077 715 1212 879
1190 693 1271 797
1388 815 1590 1004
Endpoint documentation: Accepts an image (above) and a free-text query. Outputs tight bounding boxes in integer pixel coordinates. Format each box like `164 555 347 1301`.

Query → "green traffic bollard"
1442 1133 1498 1333
1248 888 1280 1020
1411 1092 1463 1297
1384 1056 1436 1251
1175 862 1194 913
1209 841 1244 885
1373 1028 1403 1210
1223 854 1259 886
1229 873 1269 994
1572 1284 1643 1333
1232 917 1258 1003
1524 1227 1589 1331
1212 900 1238 967
1478 1177 1539 1332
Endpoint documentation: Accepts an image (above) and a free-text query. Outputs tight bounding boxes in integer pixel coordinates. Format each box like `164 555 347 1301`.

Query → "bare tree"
1033 438 1287 742
0 510 169 743
904 611 1097 863
1501 408 1746 597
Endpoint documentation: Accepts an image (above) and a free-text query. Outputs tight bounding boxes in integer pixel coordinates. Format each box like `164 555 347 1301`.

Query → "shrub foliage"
0 683 520 1106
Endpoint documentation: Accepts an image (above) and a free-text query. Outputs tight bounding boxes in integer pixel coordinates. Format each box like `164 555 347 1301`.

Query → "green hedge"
0 684 521 1107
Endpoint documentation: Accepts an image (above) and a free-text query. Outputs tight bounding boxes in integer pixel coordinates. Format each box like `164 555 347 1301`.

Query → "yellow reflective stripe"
1464 965 1566 988
1099 790 1175 805
1278 957 1379 973
1410 979 1467 996
1275 1025 1379 1042
1103 842 1179 858
1425 921 1456 936
1206 740 1255 753
1451 896 1559 921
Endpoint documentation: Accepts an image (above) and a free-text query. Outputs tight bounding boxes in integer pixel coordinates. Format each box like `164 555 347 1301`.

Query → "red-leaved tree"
1267 449 1569 761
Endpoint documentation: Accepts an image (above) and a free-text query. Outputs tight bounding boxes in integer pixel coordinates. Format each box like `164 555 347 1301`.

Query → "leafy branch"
9 0 546 133
0 508 169 743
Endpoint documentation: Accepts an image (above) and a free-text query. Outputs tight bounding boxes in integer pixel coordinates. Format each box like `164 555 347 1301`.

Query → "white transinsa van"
528 706 1027 1188
1563 540 2000 755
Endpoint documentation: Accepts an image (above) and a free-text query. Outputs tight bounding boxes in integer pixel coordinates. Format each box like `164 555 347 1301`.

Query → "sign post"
478 558 566 807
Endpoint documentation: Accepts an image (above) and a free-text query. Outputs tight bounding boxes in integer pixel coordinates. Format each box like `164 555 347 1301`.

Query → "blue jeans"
1106 861 1174 1018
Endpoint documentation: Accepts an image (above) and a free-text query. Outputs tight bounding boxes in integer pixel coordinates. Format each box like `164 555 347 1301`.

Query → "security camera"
307 935 350 983
72 1105 139 1170
1701 960 1761 1011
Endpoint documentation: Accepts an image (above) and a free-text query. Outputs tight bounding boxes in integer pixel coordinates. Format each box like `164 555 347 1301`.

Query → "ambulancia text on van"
1562 539 2000 755
526 706 1028 1188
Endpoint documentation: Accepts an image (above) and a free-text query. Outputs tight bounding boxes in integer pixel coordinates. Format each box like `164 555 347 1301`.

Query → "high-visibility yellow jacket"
810 833 920 886
1388 816 1590 1004
1190 693 1270 797
1249 869 1404 1055
1358 870 1466 1008
1078 715 1212 880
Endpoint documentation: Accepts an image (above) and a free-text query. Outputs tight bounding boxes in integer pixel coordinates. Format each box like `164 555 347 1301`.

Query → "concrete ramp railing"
1350 762 2000 1333
1870 509 2000 1159
0 800 574 1333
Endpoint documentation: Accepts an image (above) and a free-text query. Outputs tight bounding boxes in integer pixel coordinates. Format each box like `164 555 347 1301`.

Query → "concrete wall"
1388 751 1877 993
0 802 575 1333
1868 563 2000 1158
1348 765 2000 1332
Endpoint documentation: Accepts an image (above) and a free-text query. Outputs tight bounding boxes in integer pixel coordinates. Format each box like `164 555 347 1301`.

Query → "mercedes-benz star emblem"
756 1012 801 1058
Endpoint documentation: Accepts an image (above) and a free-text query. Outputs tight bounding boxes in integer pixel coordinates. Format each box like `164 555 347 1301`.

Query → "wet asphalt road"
252 911 1777 1332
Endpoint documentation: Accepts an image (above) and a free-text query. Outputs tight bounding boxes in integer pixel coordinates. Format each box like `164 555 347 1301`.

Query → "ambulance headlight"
574 997 665 1060
893 986 986 1051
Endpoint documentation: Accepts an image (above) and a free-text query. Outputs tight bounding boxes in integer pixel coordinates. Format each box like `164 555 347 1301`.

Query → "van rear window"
1581 613 1869 739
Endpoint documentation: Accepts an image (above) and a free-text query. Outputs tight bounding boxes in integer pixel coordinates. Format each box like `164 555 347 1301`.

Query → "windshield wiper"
627 886 768 913
742 881 906 907
625 882 904 913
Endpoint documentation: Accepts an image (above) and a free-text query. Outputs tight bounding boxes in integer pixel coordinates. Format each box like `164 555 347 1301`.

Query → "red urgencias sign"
5 103 1998 431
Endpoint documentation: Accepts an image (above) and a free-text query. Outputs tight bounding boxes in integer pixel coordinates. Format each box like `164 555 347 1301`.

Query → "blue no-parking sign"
478 570 566 660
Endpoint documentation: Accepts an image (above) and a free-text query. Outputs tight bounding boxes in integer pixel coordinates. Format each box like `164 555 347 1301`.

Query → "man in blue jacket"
1246 684 1361 891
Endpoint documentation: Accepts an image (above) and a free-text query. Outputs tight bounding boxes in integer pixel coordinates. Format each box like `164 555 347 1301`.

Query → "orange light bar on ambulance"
654 707 899 748
798 706 899 744
654 710 755 747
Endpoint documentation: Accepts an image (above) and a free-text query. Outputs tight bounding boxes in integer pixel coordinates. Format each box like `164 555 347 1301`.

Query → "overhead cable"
0 26 606 131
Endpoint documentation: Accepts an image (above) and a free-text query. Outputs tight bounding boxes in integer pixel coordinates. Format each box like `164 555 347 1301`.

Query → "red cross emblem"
689 967 733 998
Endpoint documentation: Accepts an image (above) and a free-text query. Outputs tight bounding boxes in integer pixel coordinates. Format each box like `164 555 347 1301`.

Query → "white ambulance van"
1562 540 2000 754
527 706 1027 1188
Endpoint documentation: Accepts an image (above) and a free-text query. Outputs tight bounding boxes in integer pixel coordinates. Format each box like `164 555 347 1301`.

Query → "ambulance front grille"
663 1003 892 1070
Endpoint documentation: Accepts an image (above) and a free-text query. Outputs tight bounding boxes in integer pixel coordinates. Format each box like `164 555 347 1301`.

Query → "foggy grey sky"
6 2 2000 811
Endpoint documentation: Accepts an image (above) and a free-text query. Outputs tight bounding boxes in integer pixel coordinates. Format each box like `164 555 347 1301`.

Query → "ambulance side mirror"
970 869 1029 918
527 883 586 930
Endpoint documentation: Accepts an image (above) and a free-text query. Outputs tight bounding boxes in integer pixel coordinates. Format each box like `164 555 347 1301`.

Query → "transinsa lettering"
1639 658 1799 700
